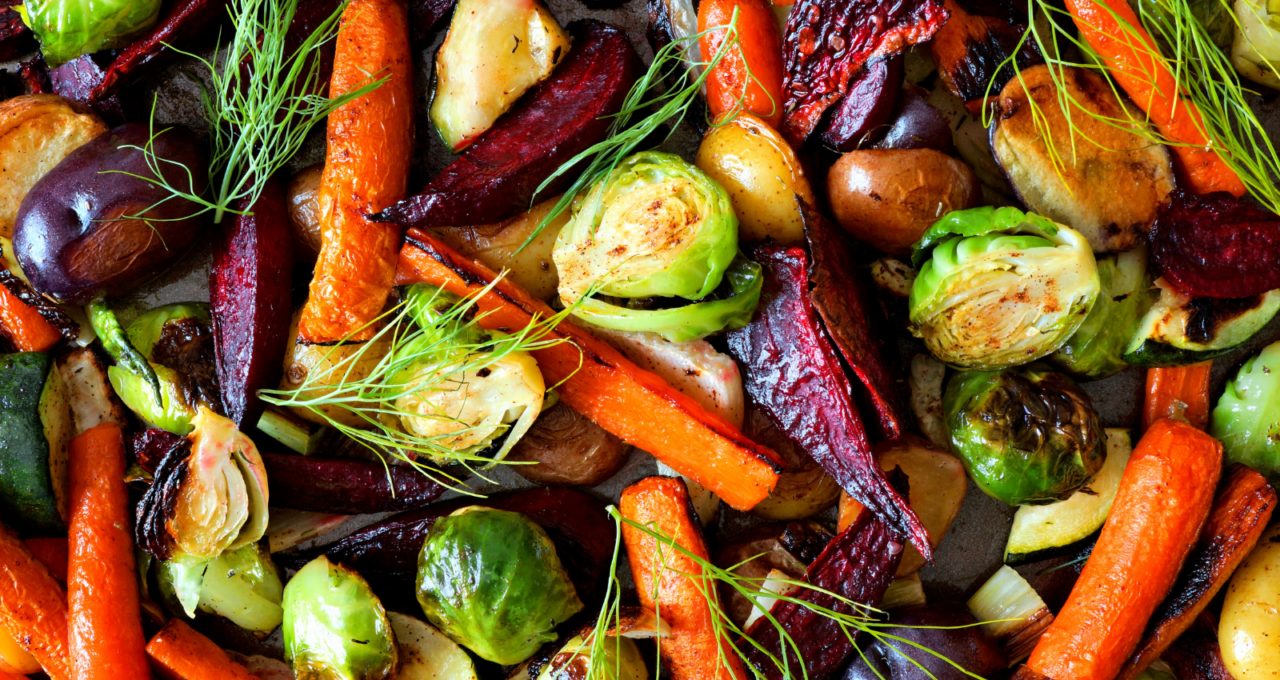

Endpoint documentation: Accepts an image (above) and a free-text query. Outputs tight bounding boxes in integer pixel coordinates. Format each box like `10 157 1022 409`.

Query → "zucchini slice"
1124 278 1280 368
0 352 74 535
1004 428 1132 564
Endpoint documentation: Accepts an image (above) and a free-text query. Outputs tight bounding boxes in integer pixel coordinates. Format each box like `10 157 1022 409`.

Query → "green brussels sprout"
17 0 163 67
416 506 583 665
1050 247 1157 380
1231 0 1280 89
106 302 219 435
156 543 284 637
909 207 1101 370
944 364 1105 505
571 254 763 342
283 556 398 680
1210 340 1280 483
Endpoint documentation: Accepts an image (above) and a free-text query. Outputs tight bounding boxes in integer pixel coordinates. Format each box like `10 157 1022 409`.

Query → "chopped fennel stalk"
123 0 385 224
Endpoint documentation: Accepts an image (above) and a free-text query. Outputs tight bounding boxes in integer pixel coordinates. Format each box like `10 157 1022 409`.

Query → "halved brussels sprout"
107 302 220 435
1211 341 1280 483
1049 247 1157 380
17 0 163 67
156 543 284 637
553 151 738 305
909 207 1100 370
943 363 1105 505
416 506 583 665
283 556 398 680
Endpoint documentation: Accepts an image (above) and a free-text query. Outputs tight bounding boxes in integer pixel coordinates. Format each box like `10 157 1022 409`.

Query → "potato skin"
0 95 107 239
13 123 209 304
695 112 815 246
990 65 1176 253
286 164 325 261
1220 522 1280 680
827 149 981 256
506 401 629 486
428 197 569 301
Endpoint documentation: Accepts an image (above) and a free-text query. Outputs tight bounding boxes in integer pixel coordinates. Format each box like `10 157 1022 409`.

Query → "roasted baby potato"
279 309 390 429
0 94 107 239
506 401 630 486
428 197 570 301
990 65 1176 253
695 112 816 246
827 148 981 256
286 164 324 261
1220 522 1280 680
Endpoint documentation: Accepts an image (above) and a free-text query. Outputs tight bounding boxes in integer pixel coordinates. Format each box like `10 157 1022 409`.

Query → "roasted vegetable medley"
0 0 1279 679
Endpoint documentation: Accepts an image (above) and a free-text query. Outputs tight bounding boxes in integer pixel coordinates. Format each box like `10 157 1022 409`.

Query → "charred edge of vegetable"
1159 613 1235 680
153 316 223 412
0 269 78 345
0 7 34 62
135 437 194 561
90 0 232 102
931 0 1043 105
129 428 187 476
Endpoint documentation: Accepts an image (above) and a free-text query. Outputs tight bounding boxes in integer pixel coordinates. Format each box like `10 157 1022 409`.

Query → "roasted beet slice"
726 244 930 556
929 0 1042 113
89 0 231 102
18 56 51 95
1150 190 1280 299
800 201 909 441
742 511 903 679
372 20 642 229
211 179 294 428
49 55 127 125
820 56 903 152
261 453 445 514
410 0 457 44
317 487 616 603
779 0 946 146
0 5 34 62
127 429 187 476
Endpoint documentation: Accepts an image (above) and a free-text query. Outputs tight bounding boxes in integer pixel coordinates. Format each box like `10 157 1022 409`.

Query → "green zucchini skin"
0 352 62 535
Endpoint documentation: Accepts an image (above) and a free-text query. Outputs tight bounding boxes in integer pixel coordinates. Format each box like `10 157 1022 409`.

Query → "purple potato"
842 604 1006 680
13 123 210 304
875 84 955 153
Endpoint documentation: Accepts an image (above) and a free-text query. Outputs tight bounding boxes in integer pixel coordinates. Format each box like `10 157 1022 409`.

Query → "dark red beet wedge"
261 453 445 514
1150 190 1280 299
820 56 903 152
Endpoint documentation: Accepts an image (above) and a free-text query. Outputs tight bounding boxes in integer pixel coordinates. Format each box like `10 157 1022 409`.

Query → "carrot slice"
146 619 258 680
298 0 414 343
395 231 783 510
0 283 61 352
620 477 749 680
1143 362 1212 431
1017 418 1222 680
1064 0 1245 196
23 538 68 583
67 423 149 680
700 0 786 127
0 524 71 680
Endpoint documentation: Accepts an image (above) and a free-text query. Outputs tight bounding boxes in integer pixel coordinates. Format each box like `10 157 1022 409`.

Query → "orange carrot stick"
298 0 414 343
0 524 70 680
0 283 61 352
1064 0 1245 196
23 538 68 583
620 477 749 680
1143 361 1212 430
1017 418 1222 680
395 232 783 510
700 0 786 128
145 619 258 680
0 670 23 680
66 423 149 680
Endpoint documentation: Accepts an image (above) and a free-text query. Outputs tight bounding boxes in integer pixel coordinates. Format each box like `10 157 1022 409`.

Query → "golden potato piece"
0 95 107 239
428 197 569 302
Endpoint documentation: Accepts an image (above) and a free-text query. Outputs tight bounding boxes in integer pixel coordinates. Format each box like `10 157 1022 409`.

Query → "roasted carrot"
0 524 70 680
66 423 149 680
1064 0 1245 196
298 0 414 344
395 232 783 510
620 477 749 680
1143 361 1212 430
0 669 24 680
700 0 786 128
0 283 61 352
145 619 258 680
1117 464 1276 680
0 625 40 675
1017 418 1222 680
23 538 67 583
836 491 866 533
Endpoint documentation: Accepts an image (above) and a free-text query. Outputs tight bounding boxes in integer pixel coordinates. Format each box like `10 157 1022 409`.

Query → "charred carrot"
298 0 414 343
620 477 749 680
1143 361 1212 430
0 283 61 352
1064 0 1245 196
66 423 148 680
395 232 783 510
1017 418 1222 680
700 0 786 127
145 619 258 680
23 538 67 583
1118 464 1275 680
0 524 70 680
